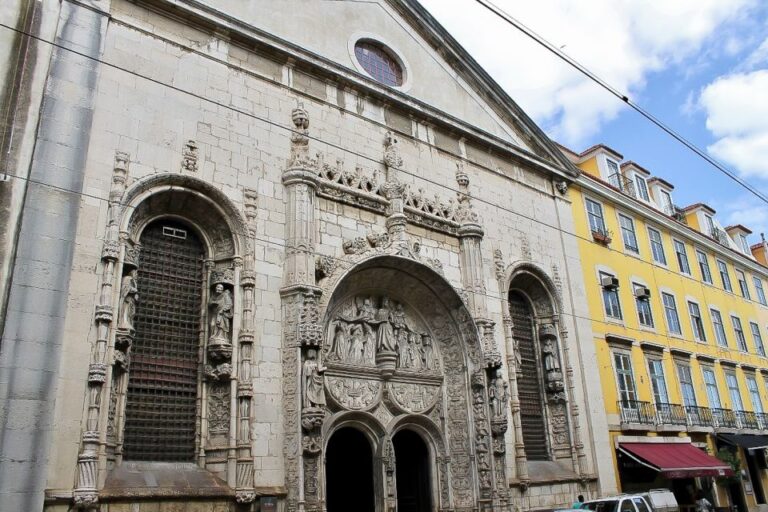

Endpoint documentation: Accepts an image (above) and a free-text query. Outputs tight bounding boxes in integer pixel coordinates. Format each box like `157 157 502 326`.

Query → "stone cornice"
131 0 578 182
578 175 768 279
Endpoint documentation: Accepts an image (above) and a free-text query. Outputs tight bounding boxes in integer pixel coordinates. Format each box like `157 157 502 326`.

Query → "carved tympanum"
326 376 381 410
325 295 440 373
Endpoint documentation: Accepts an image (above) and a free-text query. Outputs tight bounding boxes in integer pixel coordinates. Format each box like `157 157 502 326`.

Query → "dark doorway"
746 449 766 504
393 429 431 512
326 427 375 512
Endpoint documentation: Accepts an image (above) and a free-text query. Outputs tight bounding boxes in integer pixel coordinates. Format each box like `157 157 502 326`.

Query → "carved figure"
542 338 560 373
303 349 326 409
409 331 423 370
348 325 366 364
397 329 411 368
373 297 397 353
209 284 233 342
489 369 509 420
118 271 139 332
421 334 434 370
330 322 349 361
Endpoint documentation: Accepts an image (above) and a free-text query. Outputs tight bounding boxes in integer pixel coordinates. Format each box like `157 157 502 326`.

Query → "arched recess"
311 255 494 511
504 261 575 468
105 174 248 477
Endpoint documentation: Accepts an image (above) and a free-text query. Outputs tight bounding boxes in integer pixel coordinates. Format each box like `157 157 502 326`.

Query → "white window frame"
725 372 744 411
710 308 728 347
585 196 607 235
648 227 667 265
747 375 764 414
634 283 654 328
732 315 748 352
754 276 767 306
717 259 732 292
635 175 650 202
677 362 697 407
739 234 750 254
697 250 713 284
600 272 623 320
647 357 669 405
702 367 721 409
613 351 638 404
750 322 766 357
673 239 691 275
688 301 707 342
662 292 682 335
735 269 751 299
618 213 639 254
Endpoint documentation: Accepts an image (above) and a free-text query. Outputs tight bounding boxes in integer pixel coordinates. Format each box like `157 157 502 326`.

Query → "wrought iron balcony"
711 408 739 429
618 400 656 425
685 405 714 427
607 172 637 199
655 403 688 426
735 410 761 430
757 412 768 430
710 227 731 247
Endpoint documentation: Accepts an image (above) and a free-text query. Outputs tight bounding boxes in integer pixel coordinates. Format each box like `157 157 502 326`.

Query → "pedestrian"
572 495 585 509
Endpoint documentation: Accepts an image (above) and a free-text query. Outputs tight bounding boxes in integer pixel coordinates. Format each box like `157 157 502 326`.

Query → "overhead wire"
473 0 768 205
0 20 765 350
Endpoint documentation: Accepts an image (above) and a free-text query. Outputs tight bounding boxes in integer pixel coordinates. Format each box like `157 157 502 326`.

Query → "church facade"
0 1 617 511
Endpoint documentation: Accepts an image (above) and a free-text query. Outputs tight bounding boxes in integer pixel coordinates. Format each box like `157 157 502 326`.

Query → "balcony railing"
712 408 740 428
608 173 637 199
619 402 768 431
710 227 731 247
656 402 688 426
618 400 656 425
736 410 761 430
685 405 714 427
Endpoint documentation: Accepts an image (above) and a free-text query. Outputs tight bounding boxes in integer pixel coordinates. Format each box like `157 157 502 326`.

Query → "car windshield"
584 501 619 512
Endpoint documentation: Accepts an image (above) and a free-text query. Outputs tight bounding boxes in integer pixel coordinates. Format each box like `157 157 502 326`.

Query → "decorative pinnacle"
455 161 469 191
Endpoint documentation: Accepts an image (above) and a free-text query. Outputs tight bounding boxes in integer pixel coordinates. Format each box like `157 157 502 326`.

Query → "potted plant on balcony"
592 227 613 245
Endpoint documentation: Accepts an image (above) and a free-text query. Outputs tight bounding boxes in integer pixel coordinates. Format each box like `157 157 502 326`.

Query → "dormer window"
659 190 673 215
705 214 716 236
606 158 621 187
739 234 750 254
634 175 650 201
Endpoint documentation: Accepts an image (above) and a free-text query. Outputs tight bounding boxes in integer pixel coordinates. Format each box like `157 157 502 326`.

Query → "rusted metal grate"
509 291 549 461
123 221 204 462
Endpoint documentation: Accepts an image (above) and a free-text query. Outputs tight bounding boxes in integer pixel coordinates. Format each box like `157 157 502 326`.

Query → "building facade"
566 144 768 511
0 1 618 511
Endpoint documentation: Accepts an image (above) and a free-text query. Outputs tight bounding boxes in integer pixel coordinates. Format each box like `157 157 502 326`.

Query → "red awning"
619 442 734 479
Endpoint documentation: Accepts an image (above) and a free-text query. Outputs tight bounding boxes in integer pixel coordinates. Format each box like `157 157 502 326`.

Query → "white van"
583 494 656 512
641 489 680 512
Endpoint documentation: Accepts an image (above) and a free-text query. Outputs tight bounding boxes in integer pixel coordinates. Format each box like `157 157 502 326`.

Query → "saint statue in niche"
303 349 326 409
373 297 397 353
118 270 139 332
208 283 233 343
542 338 560 373
488 369 509 420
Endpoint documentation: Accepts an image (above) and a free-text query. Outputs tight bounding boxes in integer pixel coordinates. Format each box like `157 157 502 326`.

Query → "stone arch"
504 261 561 319
120 173 248 260
323 410 387 450
314 254 492 510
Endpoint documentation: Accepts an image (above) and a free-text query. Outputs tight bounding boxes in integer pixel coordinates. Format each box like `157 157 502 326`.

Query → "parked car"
583 494 655 512
641 489 680 512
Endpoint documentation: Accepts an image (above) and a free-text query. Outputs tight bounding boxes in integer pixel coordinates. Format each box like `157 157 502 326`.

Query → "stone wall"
0 0 615 509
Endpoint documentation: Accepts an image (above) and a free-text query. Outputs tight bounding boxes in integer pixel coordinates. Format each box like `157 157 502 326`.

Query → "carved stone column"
74 151 130 511
493 249 530 490
236 267 257 504
555 320 590 480
281 104 324 512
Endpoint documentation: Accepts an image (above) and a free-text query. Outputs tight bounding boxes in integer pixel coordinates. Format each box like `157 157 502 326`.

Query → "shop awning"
618 442 734 479
718 434 768 450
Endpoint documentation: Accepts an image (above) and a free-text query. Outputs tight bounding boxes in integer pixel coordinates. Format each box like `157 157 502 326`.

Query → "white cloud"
717 195 768 242
699 70 768 178
419 0 755 146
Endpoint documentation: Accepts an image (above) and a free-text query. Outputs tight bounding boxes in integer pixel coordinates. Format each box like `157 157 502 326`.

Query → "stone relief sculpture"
209 283 233 344
303 349 326 409
539 323 564 393
117 271 138 332
488 369 509 420
325 295 439 373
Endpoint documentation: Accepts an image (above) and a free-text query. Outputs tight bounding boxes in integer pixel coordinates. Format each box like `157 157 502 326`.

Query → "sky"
419 0 768 243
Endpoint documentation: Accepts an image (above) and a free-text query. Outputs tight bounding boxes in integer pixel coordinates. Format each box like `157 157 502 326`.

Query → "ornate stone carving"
117 271 138 332
208 383 230 433
94 305 113 324
206 283 234 380
383 131 403 170
366 231 390 248
123 242 140 269
555 180 568 194
302 349 326 409
102 240 119 261
211 268 234 286
298 290 323 347
342 237 368 255
315 255 336 280
540 323 564 393
488 368 508 422
181 139 198 172
236 490 257 504
388 382 441 414
520 234 532 261
88 364 107 384
325 295 439 373
493 249 506 282
326 376 381 410
243 188 258 227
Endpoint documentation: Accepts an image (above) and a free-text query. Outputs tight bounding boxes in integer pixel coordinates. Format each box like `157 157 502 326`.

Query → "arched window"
508 291 548 460
122 220 205 461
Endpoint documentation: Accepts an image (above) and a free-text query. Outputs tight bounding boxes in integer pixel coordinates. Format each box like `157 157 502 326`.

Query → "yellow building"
564 144 768 511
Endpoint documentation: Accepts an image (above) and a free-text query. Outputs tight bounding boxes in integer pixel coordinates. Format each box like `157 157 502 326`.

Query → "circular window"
354 40 404 87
